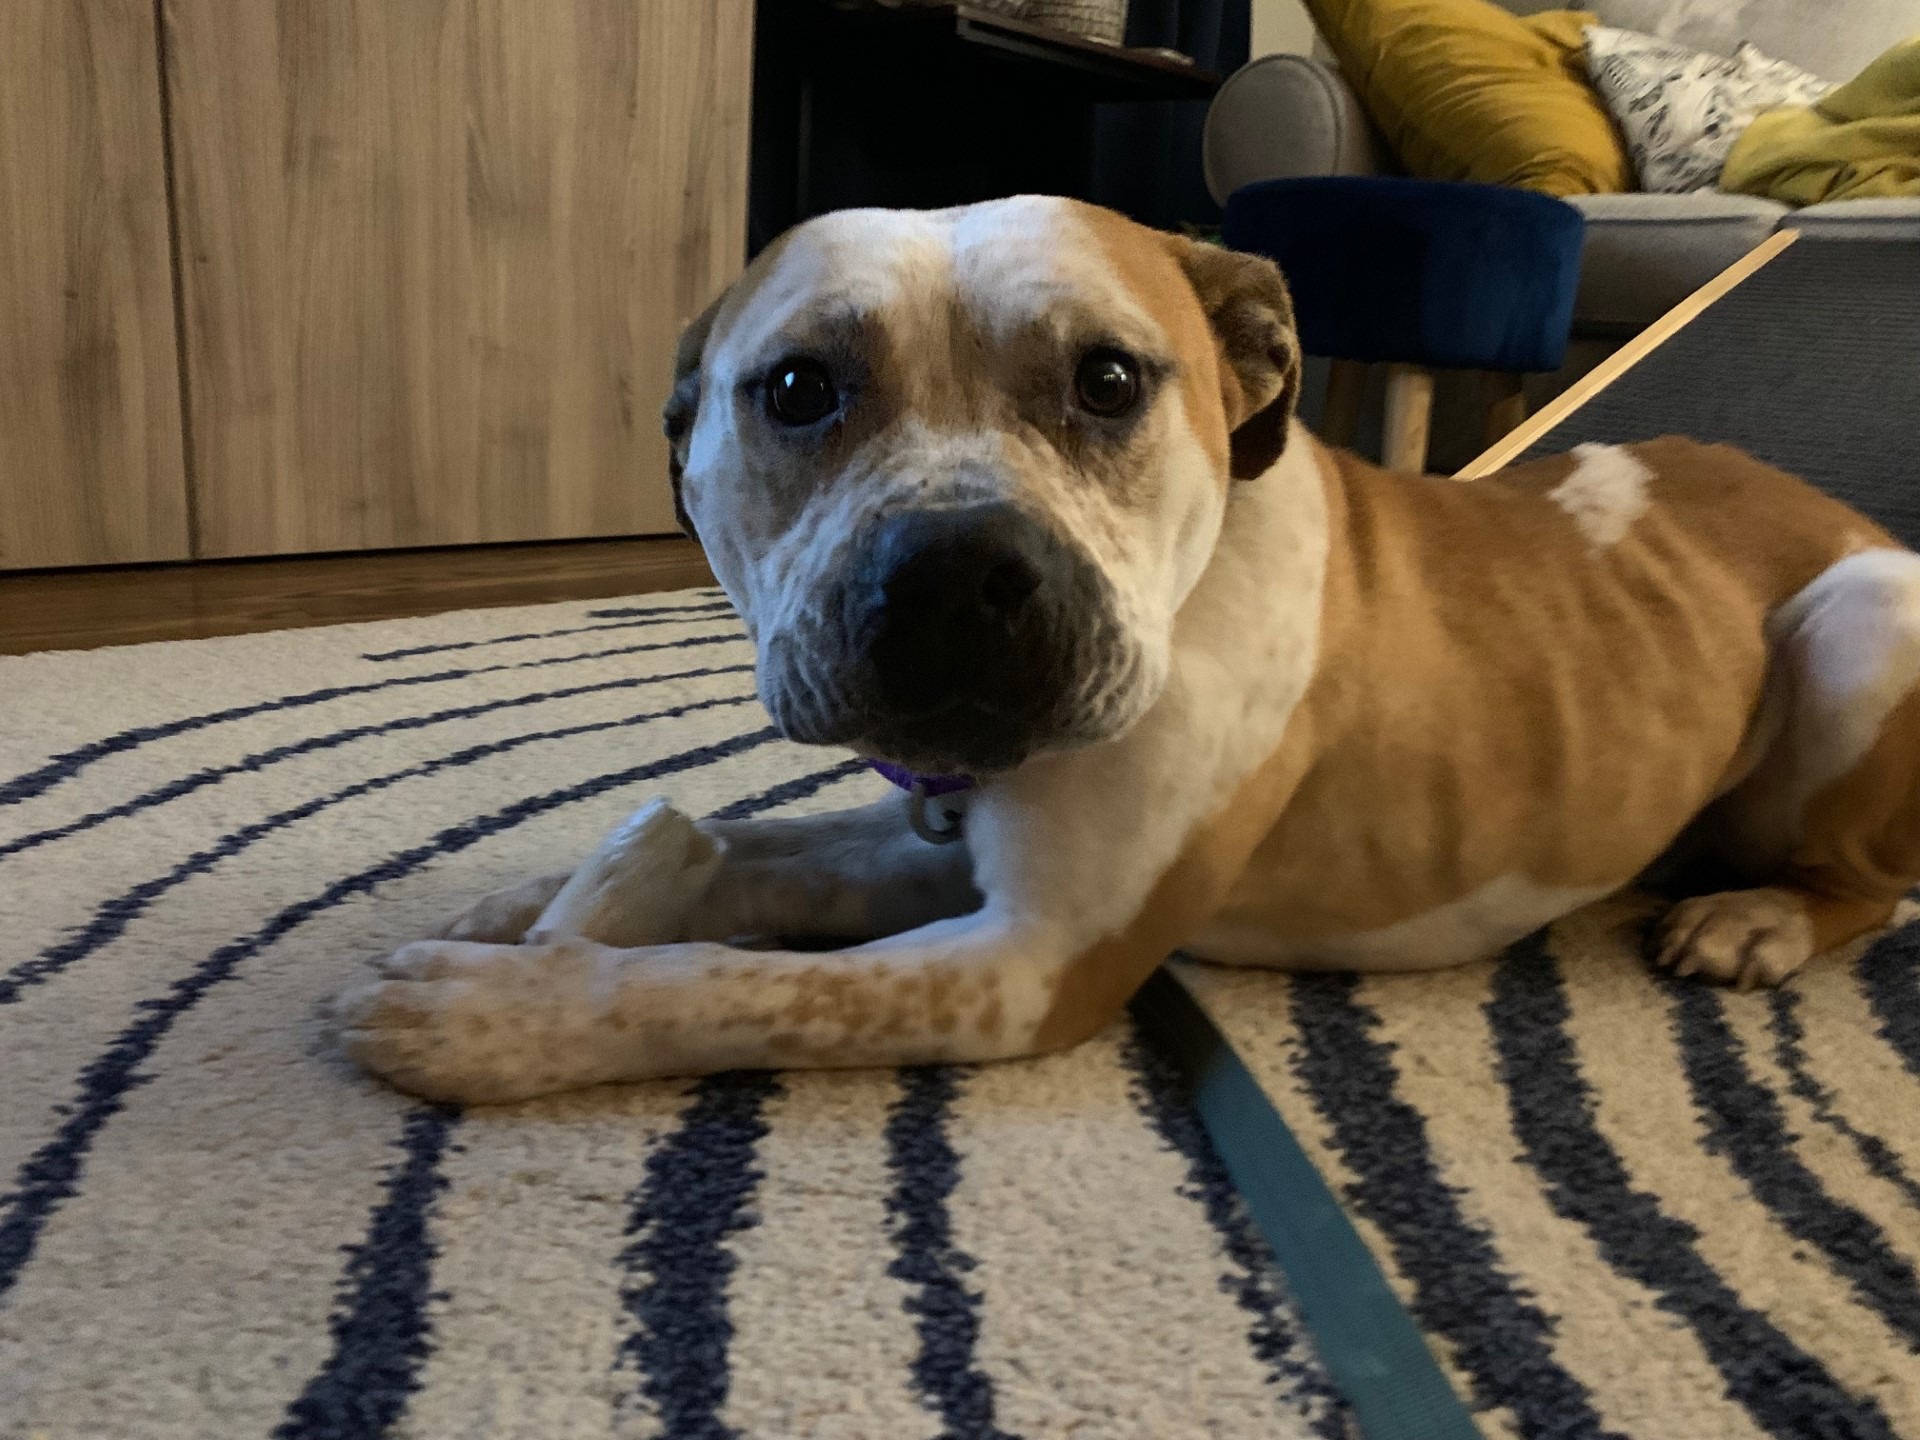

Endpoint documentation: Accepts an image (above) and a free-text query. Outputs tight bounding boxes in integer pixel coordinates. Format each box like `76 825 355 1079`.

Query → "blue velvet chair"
1222 176 1585 473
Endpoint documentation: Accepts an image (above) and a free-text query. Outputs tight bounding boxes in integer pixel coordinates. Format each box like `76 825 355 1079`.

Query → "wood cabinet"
0 1 191 570
0 0 752 570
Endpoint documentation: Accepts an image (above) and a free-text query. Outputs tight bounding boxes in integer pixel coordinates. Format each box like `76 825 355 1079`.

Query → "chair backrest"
1493 0 1916 84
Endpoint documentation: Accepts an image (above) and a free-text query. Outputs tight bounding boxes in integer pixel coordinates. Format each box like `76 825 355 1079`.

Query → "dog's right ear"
662 292 728 545
1163 235 1303 481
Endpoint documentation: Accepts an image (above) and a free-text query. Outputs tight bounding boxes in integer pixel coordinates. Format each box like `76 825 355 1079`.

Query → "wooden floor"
0 537 714 655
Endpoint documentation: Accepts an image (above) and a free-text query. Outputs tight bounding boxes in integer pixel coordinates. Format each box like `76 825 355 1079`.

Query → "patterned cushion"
1583 26 1833 193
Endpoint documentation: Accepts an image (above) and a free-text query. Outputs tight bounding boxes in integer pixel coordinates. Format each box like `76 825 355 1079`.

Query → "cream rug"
1179 891 1920 1440
0 592 1347 1440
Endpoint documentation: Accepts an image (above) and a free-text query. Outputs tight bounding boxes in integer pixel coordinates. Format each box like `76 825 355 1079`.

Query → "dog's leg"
690 795 982 942
426 793 976 951
1658 550 1920 988
335 696 1318 1102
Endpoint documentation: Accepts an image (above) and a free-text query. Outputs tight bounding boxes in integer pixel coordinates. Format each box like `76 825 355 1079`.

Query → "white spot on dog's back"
1548 443 1654 548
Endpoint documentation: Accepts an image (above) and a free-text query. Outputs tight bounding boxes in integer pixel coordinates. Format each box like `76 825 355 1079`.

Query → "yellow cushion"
1721 37 1920 204
1304 0 1632 195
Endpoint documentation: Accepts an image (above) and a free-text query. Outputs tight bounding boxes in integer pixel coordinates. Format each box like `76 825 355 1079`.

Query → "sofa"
1203 0 1920 337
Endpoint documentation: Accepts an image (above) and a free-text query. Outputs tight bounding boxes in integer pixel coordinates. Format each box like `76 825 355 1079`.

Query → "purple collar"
870 761 975 797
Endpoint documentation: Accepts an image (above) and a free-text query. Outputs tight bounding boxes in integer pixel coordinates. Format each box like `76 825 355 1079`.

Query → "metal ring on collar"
907 782 966 845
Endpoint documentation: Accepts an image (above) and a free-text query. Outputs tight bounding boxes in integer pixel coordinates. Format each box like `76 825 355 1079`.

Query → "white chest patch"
1548 443 1654 549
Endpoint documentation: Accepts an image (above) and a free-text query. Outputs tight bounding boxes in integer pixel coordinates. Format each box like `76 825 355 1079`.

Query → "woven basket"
924 0 1129 45
1025 0 1129 44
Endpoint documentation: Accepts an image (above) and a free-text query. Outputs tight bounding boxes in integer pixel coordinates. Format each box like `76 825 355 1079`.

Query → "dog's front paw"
428 872 570 943
333 939 626 1103
1654 888 1815 990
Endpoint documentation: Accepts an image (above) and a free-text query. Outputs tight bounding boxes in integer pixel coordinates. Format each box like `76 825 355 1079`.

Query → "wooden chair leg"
1481 371 1528 450
1381 363 1434 474
1321 358 1367 447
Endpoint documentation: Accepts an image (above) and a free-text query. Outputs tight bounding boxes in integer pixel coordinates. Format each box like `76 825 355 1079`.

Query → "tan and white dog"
335 196 1920 1104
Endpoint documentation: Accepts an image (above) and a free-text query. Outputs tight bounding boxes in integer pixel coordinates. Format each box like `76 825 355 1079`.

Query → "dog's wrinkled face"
664 196 1301 775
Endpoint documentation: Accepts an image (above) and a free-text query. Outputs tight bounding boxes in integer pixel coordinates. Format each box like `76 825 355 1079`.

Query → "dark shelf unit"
750 0 1224 254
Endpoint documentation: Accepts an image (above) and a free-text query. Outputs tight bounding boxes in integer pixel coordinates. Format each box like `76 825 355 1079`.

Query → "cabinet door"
165 0 753 558
0 1 190 570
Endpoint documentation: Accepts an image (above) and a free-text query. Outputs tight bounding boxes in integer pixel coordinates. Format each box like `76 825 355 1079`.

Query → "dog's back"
1197 436 1910 972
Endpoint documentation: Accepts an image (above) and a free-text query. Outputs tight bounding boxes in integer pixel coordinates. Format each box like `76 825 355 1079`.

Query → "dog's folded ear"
1165 236 1303 481
661 292 729 544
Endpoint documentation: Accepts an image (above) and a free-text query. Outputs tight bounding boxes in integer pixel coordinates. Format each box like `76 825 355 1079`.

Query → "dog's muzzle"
772 502 1132 774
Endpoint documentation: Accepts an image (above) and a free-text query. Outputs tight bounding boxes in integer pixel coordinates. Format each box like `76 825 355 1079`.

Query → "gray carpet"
1523 238 1920 545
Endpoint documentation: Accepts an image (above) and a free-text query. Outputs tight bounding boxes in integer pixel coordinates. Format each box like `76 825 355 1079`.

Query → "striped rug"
1178 891 1920 1440
0 591 1347 1440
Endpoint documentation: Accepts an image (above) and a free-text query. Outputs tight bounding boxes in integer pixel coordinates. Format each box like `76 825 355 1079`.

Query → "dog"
334 196 1920 1104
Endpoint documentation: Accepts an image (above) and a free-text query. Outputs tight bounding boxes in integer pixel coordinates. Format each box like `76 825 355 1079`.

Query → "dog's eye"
1074 349 1141 418
766 359 839 427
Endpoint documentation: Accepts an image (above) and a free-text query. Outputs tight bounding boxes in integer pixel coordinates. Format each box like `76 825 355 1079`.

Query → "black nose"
856 504 1061 718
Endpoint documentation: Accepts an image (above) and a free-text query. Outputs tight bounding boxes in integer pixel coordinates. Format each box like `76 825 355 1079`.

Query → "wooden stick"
1453 229 1800 480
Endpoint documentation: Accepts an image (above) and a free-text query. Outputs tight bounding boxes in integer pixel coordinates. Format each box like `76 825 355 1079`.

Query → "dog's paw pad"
1655 889 1814 990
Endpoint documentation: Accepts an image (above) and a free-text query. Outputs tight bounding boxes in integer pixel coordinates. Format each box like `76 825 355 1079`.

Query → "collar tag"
907 782 967 845
870 762 972 845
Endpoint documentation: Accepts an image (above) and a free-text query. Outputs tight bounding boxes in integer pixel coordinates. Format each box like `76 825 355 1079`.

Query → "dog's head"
664 196 1301 775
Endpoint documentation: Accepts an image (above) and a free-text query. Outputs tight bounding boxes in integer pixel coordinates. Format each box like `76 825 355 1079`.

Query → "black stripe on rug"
591 591 727 618
0 664 754 863
360 601 736 662
1488 930 1896 1440
1766 987 1920 1213
619 1071 783 1440
273 1106 458 1440
707 760 871 822
603 759 886 1437
0 630 745 811
1290 970 1624 1440
1119 1021 1350 1439
0 726 780 1301
1859 924 1920 1082
277 760 868 1436
0 693 756 1004
885 1066 1016 1440
1667 977 1920 1348
0 668 469 809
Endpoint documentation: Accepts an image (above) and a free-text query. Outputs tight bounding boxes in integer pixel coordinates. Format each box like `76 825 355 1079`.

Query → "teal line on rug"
1129 967 1483 1440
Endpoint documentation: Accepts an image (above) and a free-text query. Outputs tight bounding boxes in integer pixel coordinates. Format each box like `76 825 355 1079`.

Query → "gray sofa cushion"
1564 192 1789 331
1781 199 1920 240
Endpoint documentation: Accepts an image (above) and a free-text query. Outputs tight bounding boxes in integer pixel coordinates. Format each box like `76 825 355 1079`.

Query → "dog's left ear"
1165 236 1303 480
661 291 729 544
